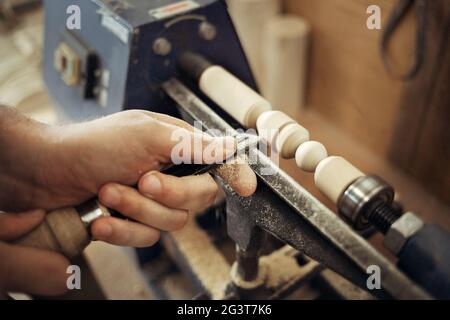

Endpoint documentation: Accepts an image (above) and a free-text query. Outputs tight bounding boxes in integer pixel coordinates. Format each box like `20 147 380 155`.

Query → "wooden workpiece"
200 65 365 206
314 156 365 204
199 65 272 128
295 141 328 172
256 110 310 159
276 123 310 159
256 110 297 144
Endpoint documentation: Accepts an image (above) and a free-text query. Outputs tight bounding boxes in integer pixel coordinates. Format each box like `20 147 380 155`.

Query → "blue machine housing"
43 0 257 122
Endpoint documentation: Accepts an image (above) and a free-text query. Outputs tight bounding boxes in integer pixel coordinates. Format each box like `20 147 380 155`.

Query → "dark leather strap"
381 0 428 80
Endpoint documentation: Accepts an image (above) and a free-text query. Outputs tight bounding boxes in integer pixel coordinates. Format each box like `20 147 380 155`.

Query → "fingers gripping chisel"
12 134 259 259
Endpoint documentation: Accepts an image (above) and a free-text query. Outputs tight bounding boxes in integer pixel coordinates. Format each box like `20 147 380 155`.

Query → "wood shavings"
213 156 257 197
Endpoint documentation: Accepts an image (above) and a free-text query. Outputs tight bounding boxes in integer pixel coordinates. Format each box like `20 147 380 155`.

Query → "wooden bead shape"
256 110 297 145
199 65 272 128
314 156 364 204
276 123 310 159
295 141 328 172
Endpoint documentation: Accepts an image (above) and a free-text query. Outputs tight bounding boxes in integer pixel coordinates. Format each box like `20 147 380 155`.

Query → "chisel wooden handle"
13 200 109 259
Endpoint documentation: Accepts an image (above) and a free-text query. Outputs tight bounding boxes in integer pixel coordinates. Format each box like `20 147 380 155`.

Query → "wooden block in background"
227 0 281 88
284 0 415 158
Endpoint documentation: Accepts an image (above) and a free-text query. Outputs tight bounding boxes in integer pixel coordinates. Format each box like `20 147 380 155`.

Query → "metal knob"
338 175 395 231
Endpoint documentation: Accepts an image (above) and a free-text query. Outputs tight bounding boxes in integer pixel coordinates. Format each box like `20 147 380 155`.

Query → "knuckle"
98 184 111 199
169 210 189 231
137 172 150 190
117 193 136 216
116 222 133 245
206 190 218 207
99 184 122 204
158 182 171 200
144 230 161 246
161 179 188 204
204 178 219 207
122 109 143 120
177 189 190 204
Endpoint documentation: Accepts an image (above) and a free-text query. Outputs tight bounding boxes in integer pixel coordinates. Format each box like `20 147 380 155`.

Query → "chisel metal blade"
162 133 260 177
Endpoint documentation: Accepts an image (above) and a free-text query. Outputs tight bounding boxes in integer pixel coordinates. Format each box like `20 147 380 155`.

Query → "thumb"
0 210 45 241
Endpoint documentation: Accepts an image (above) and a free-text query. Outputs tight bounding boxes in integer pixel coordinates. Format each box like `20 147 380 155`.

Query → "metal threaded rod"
366 200 402 234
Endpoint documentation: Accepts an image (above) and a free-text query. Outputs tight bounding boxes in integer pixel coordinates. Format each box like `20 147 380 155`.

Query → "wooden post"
227 0 281 88
263 15 311 119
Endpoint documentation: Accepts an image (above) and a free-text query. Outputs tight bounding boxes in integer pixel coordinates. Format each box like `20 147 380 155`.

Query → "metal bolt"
153 37 172 56
383 212 424 255
199 21 217 41
365 200 402 234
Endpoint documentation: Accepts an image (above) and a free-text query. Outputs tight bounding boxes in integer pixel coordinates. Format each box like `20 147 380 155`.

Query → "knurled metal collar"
338 175 394 231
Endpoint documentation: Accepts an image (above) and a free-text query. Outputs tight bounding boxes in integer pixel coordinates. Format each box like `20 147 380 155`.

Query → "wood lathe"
15 0 450 300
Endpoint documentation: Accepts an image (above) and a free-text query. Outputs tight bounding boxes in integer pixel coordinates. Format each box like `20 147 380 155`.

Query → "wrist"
0 106 56 211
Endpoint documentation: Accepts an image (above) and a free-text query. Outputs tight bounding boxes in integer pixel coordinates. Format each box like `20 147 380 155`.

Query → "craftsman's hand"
0 210 69 297
0 108 257 247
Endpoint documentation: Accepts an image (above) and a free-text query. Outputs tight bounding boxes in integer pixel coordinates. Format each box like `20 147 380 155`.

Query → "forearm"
0 106 54 211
